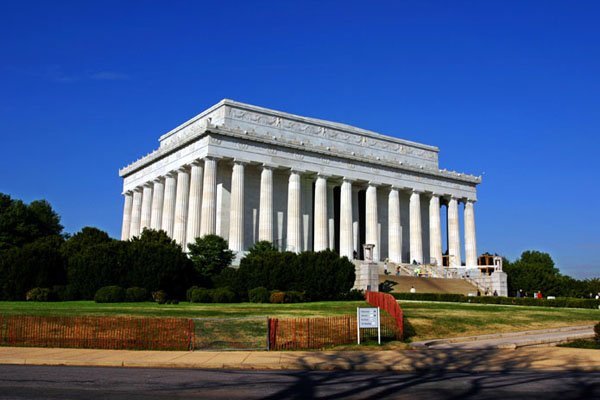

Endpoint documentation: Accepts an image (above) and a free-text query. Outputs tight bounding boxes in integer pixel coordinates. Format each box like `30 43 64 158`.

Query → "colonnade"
121 158 478 267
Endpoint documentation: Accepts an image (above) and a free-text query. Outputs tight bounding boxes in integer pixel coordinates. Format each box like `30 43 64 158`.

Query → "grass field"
1 300 598 343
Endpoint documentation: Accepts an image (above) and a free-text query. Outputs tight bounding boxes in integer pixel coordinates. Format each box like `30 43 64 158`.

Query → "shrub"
152 290 168 304
26 287 51 301
379 280 397 293
189 288 212 303
211 287 236 303
51 285 77 301
595 322 600 343
237 249 355 301
94 286 126 303
270 291 285 304
284 291 305 303
126 287 148 302
391 292 600 309
339 289 365 301
248 287 270 303
186 286 199 302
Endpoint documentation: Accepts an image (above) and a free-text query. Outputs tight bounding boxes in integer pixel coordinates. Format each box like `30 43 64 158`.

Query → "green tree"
0 193 63 250
61 226 113 258
126 229 194 297
188 235 234 284
67 241 128 299
504 250 575 297
130 228 180 248
0 235 66 300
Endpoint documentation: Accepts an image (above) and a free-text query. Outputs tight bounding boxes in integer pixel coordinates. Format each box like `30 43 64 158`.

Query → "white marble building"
119 100 481 267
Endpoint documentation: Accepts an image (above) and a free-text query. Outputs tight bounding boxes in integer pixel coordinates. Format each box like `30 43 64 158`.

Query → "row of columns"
121 159 477 267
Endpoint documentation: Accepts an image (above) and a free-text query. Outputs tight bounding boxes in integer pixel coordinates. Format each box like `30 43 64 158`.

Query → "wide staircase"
379 274 479 295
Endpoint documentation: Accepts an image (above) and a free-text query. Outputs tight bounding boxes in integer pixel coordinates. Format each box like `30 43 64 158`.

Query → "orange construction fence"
0 315 194 351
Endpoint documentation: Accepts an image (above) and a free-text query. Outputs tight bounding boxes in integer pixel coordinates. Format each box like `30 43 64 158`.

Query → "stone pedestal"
353 262 379 292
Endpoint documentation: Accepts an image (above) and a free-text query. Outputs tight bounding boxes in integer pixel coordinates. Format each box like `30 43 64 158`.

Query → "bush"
189 288 212 303
125 287 148 302
94 286 126 303
237 249 356 301
270 291 285 304
284 291 305 303
339 289 365 301
26 287 51 301
211 287 236 303
51 285 77 301
391 292 600 309
186 286 199 302
595 322 600 343
248 287 270 303
152 290 168 304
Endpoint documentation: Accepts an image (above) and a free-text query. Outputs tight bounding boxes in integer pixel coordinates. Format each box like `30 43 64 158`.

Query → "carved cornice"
120 122 481 186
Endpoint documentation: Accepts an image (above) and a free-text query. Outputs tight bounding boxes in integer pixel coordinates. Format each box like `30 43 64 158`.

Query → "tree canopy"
0 193 63 250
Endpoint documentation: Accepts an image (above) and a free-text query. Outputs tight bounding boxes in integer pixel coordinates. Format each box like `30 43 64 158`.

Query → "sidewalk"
411 325 595 350
1 345 599 372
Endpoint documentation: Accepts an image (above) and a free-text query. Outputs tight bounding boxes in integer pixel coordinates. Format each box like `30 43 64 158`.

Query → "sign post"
357 307 381 345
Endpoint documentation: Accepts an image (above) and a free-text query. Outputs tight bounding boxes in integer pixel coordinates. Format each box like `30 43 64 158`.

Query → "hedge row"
392 292 600 309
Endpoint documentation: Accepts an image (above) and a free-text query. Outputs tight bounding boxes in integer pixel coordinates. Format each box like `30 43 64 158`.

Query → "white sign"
356 307 381 345
358 308 379 328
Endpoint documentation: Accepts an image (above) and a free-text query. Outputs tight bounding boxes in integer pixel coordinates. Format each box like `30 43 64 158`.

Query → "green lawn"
0 300 366 318
399 300 600 341
1 300 598 343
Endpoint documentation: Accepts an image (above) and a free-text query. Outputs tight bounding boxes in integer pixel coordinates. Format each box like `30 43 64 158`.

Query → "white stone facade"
119 100 482 266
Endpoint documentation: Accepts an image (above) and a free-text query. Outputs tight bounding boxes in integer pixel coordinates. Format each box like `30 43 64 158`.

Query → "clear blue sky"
1 1 598 279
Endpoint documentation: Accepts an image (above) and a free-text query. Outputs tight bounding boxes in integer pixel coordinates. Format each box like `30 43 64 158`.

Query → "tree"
126 229 194 298
503 250 581 297
0 235 66 300
67 241 128 299
61 226 113 258
130 228 180 248
0 193 63 250
187 235 234 284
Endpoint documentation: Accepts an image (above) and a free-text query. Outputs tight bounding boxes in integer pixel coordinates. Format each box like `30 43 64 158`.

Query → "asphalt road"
0 365 598 399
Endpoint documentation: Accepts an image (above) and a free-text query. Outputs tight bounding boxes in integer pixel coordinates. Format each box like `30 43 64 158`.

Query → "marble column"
129 188 143 238
447 196 461 267
409 190 423 264
199 157 217 236
150 178 164 230
286 170 302 253
301 176 313 251
340 178 353 259
313 174 328 251
173 166 190 246
365 183 379 262
388 188 402 264
121 191 133 240
464 199 478 268
140 183 153 232
186 161 203 248
327 182 336 250
161 172 177 237
429 194 443 266
352 186 360 256
229 161 245 252
258 165 273 243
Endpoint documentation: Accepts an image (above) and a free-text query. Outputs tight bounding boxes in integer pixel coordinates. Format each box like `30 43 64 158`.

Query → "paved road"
0 365 598 399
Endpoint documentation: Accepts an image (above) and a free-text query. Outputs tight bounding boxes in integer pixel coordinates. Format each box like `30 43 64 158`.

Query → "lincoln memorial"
119 100 481 268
